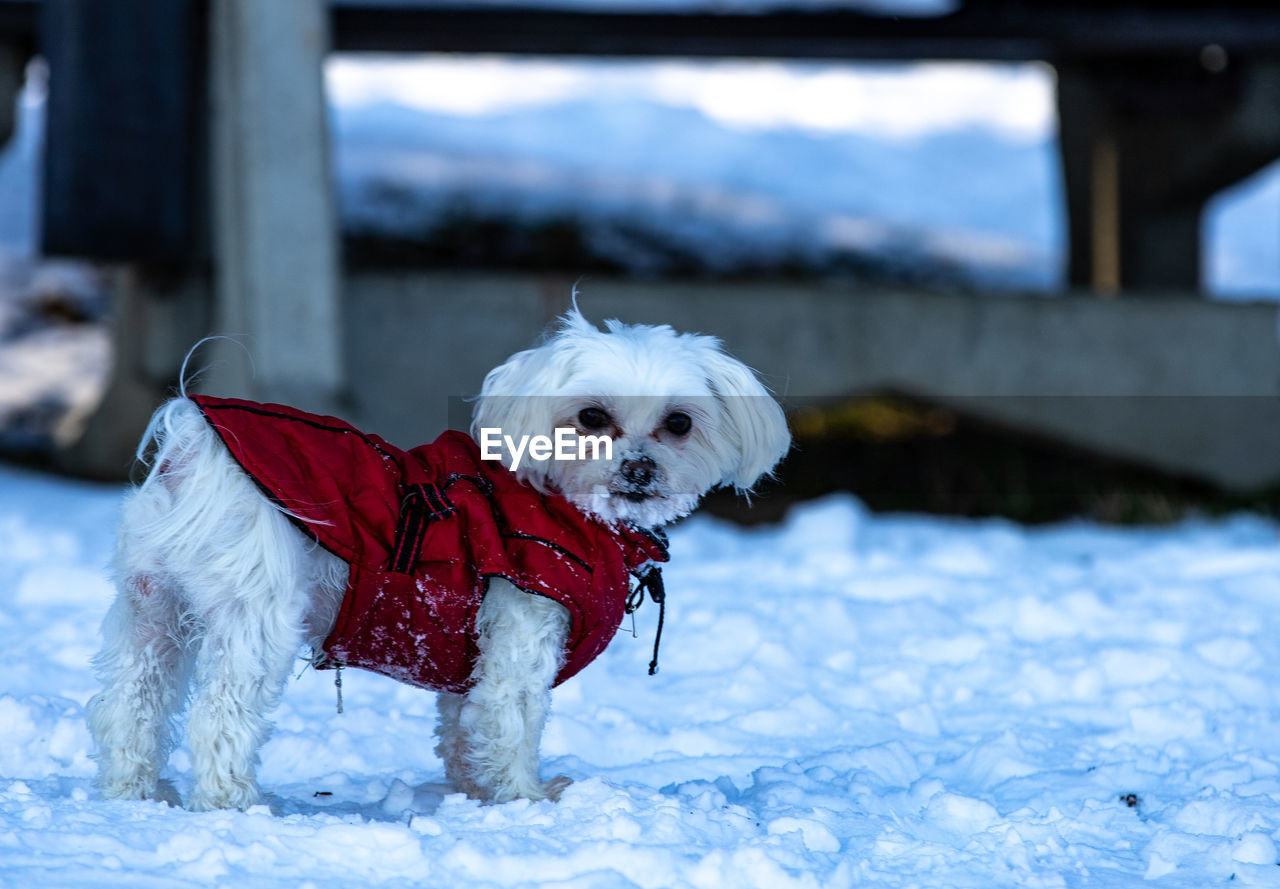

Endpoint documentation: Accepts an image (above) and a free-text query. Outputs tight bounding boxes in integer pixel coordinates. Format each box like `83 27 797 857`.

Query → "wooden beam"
1090 134 1121 296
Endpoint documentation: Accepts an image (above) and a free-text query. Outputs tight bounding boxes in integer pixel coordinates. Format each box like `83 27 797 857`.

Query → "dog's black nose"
621 456 656 487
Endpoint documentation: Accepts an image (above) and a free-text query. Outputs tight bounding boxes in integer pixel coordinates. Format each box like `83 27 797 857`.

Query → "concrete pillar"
1058 57 1280 294
206 0 343 410
54 269 213 479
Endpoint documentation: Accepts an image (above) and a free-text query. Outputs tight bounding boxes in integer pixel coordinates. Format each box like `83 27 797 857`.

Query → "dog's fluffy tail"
139 336 252 467
173 336 254 399
133 396 212 471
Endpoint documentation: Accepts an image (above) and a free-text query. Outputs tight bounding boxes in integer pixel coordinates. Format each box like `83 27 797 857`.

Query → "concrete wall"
58 270 1280 491
340 273 1280 491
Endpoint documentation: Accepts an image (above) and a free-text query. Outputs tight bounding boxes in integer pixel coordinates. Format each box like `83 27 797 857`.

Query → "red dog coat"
190 396 668 693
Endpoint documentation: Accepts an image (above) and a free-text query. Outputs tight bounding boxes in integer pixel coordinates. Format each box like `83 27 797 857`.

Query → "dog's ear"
703 350 791 492
472 350 536 446
471 347 562 490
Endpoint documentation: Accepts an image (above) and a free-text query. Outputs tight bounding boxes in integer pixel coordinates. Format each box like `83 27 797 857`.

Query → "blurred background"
2 0 1280 523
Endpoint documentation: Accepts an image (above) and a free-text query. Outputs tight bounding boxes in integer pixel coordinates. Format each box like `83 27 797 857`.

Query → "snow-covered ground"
3 465 1280 887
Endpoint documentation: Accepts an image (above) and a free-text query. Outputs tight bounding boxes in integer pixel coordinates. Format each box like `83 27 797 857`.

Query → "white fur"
88 309 789 810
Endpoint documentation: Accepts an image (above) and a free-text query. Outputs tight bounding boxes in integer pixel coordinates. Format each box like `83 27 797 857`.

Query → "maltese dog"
87 308 790 810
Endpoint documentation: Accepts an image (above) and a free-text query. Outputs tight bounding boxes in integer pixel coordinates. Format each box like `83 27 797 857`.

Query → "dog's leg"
182 524 344 812
455 579 572 803
185 609 297 811
434 692 480 796
171 457 346 810
182 540 346 811
440 690 499 798
87 572 192 803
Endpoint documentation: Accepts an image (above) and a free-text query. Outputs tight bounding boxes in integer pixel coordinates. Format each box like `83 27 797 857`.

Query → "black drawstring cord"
626 566 666 675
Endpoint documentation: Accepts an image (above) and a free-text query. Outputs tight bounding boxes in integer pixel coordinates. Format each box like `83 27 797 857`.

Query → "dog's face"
471 309 791 528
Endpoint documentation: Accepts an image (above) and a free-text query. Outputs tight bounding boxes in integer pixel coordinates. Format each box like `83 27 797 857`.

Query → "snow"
1206 159 1280 301
2 466 1280 886
325 57 1053 139
329 57 1064 287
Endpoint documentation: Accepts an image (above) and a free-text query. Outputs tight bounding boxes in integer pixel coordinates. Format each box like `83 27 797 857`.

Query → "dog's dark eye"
664 412 692 436
578 407 611 430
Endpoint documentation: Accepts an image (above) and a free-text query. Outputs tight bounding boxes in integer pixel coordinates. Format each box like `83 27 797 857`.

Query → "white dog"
87 308 789 810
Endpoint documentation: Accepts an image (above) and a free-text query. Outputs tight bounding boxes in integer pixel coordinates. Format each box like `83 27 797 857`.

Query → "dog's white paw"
188 778 260 812
473 774 574 805
100 778 181 808
98 776 158 803
541 775 573 802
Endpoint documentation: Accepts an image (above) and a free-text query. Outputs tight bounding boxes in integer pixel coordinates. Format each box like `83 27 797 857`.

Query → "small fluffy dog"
87 309 789 810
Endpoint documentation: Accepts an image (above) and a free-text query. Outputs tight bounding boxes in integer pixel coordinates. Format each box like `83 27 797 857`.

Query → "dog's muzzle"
619 457 657 501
